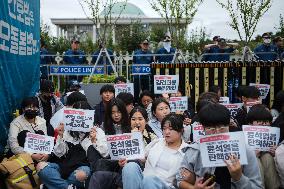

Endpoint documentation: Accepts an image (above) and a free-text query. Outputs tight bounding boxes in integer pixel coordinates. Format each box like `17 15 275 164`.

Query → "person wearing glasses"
254 33 278 61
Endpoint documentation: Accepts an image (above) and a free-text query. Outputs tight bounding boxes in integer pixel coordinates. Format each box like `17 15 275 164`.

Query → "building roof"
100 2 146 18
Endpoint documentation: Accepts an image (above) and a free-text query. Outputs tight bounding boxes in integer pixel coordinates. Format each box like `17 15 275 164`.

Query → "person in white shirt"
122 113 189 189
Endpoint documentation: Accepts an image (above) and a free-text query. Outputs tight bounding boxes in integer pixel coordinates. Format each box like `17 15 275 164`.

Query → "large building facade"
51 2 187 43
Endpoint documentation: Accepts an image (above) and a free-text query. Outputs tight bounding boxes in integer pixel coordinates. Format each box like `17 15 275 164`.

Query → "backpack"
0 153 40 189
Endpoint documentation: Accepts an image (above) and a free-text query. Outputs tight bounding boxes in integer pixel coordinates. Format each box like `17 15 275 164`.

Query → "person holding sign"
8 97 49 162
246 104 280 189
148 98 171 138
234 86 261 130
139 90 155 120
122 113 189 189
88 106 157 189
177 103 262 189
37 101 108 189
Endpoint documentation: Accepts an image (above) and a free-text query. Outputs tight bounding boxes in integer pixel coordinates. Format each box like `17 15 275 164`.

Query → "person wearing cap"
202 38 238 62
91 41 115 74
254 33 278 61
273 36 284 59
61 80 82 105
133 39 154 101
156 33 176 63
36 80 64 136
63 38 87 64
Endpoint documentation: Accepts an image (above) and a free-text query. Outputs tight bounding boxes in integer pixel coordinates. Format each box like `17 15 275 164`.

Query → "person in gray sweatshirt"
176 103 263 189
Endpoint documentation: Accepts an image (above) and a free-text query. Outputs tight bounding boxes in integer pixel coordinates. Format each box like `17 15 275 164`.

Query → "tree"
77 0 128 47
275 14 284 37
148 0 203 48
216 0 273 45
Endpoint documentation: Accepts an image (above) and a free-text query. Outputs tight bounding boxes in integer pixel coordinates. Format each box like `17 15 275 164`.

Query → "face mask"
263 39 271 44
25 110 39 119
163 42 171 52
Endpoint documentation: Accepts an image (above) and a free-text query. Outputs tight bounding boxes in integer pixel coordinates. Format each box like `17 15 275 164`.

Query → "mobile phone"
202 172 215 186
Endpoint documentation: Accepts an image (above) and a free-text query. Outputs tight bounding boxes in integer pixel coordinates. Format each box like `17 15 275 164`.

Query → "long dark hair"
104 98 131 135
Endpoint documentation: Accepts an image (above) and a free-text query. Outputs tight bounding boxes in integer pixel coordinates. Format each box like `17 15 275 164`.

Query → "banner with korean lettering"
114 83 134 97
154 75 179 94
199 132 247 167
24 133 54 154
242 125 280 151
106 132 145 160
222 103 243 117
0 0 40 154
192 122 205 142
249 83 270 99
64 108 95 132
169 97 188 112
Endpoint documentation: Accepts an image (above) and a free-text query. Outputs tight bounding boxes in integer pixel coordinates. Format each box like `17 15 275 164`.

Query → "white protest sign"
219 97 230 104
169 97 188 112
242 125 280 151
24 133 54 154
192 122 205 142
107 132 145 160
64 108 95 132
246 101 262 113
249 83 270 99
114 83 134 97
199 132 247 167
154 75 179 94
222 103 243 117
50 108 64 129
66 90 85 97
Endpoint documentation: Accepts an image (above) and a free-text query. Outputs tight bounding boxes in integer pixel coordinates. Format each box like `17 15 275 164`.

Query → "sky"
41 0 284 40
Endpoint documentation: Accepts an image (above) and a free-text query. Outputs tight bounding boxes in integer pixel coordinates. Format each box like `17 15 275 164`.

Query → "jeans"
88 171 121 189
122 162 173 189
38 163 91 189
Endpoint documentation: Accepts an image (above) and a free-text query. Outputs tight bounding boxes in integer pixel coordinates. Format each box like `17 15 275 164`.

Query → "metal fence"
41 51 284 107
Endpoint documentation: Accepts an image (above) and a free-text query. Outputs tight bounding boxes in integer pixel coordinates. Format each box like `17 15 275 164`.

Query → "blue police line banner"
0 0 40 153
49 65 105 75
131 64 151 75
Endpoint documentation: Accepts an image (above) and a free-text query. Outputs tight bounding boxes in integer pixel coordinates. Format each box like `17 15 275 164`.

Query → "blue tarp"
0 0 40 154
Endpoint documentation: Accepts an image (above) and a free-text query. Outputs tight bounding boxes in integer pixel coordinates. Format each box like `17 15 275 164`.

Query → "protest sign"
107 132 145 160
169 97 188 112
219 97 230 104
199 132 247 167
222 103 243 117
114 83 134 97
64 108 95 132
154 75 179 94
249 83 270 99
246 101 262 113
242 125 280 151
192 122 205 142
24 133 54 154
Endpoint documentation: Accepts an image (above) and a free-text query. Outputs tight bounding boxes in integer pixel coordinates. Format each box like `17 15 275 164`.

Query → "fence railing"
41 51 283 107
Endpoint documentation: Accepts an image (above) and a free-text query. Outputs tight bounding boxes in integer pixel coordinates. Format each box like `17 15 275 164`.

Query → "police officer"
133 39 154 101
254 33 278 61
156 32 176 63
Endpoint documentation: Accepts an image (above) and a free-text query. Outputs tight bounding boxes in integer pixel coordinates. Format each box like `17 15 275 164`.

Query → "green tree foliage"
148 0 203 48
216 0 273 44
275 14 284 37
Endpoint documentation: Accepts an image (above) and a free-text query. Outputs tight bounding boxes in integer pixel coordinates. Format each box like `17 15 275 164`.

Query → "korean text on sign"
192 122 205 142
169 97 188 112
114 83 134 97
222 103 243 117
219 97 230 104
242 125 280 151
24 133 54 154
199 132 247 167
154 75 179 94
64 108 95 132
106 132 145 160
249 83 270 99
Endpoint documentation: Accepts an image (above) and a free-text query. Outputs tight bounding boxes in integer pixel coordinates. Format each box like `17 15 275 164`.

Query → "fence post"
119 51 123 76
256 67 261 84
214 67 218 86
270 67 275 107
223 68 228 96
204 68 209 92
195 68 200 107
185 67 190 97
